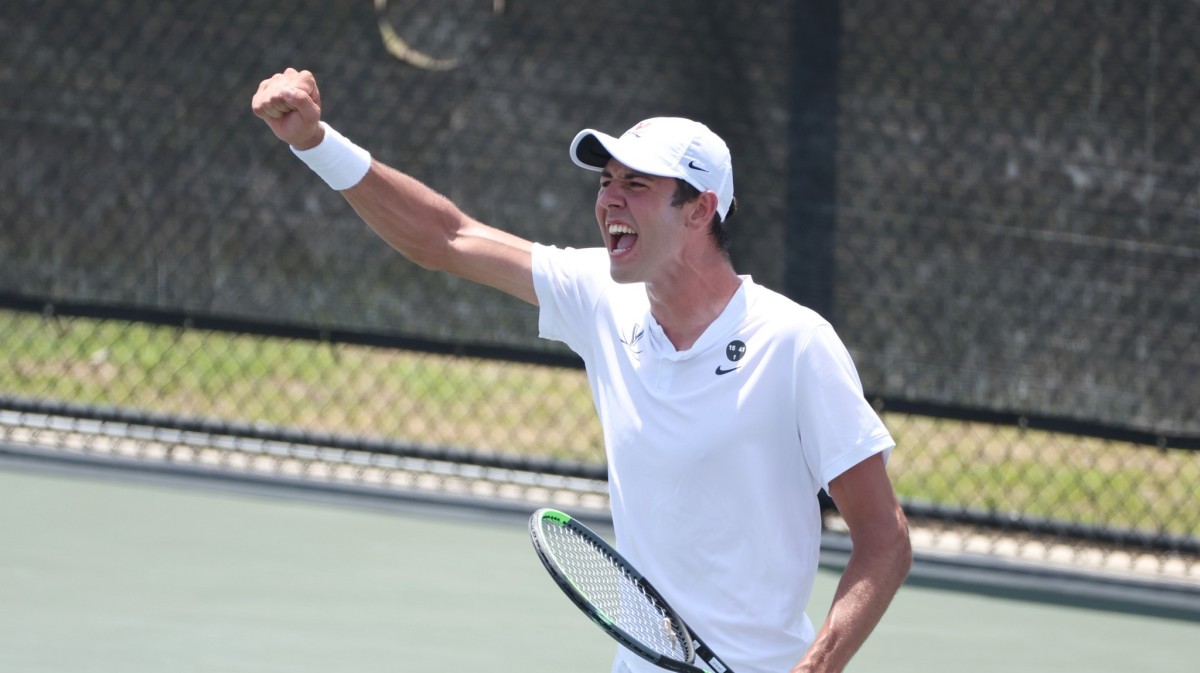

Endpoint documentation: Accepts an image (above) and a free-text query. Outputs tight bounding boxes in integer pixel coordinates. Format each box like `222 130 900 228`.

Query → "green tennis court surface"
1 464 1195 673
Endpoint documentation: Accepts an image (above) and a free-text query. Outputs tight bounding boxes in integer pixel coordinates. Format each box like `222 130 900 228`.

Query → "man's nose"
598 184 625 210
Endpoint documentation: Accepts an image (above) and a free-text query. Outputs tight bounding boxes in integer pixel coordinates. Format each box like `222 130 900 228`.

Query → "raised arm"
250 68 537 305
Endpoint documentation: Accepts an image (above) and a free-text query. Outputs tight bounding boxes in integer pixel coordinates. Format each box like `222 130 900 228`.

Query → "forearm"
341 161 465 271
794 537 909 673
259 83 479 273
251 68 536 303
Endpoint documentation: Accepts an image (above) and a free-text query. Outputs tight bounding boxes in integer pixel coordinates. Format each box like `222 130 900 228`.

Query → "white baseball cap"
570 117 735 221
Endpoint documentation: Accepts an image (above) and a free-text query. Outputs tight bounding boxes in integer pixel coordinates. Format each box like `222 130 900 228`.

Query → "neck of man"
646 254 742 352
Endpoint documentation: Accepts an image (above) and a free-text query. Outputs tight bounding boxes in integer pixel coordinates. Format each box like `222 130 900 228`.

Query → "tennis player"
252 68 911 673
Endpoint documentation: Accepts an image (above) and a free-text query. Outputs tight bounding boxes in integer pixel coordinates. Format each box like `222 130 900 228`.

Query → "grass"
0 310 601 459
888 415 1198 536
2 308 1197 538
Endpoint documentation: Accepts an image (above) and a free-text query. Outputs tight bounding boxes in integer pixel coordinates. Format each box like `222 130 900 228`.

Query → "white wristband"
290 122 372 190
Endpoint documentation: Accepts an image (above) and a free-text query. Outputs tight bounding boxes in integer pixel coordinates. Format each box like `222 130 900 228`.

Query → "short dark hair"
672 179 735 255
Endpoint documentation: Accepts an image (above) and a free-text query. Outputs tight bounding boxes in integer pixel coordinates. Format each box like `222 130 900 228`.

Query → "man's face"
594 159 688 285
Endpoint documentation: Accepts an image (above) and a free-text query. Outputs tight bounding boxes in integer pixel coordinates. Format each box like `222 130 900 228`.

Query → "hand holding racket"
529 508 735 673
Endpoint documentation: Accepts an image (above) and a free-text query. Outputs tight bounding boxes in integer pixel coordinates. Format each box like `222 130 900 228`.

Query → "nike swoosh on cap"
687 160 709 172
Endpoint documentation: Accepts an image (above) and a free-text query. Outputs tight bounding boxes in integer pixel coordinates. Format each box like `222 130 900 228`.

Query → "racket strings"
543 523 690 662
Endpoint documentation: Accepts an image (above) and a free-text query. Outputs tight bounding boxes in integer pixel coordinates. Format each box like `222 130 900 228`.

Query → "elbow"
403 215 462 272
892 507 914 578
846 504 912 581
864 504 913 580
391 242 447 273
408 246 449 272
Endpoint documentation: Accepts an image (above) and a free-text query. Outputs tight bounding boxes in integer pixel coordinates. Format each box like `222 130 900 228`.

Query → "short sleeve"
531 243 611 360
794 324 895 491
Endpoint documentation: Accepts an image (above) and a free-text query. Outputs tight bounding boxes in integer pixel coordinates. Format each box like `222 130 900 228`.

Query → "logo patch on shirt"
726 340 746 361
620 323 645 360
715 339 746 375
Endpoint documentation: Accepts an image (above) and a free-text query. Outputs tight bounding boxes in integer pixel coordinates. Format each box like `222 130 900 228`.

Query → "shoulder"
533 243 609 282
740 281 861 377
743 280 830 340
533 243 607 265
533 243 633 317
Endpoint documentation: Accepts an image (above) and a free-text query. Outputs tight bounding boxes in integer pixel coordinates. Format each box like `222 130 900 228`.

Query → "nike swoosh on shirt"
714 365 740 375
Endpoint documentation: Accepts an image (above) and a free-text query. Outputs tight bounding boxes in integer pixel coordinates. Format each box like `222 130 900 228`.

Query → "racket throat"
693 640 730 673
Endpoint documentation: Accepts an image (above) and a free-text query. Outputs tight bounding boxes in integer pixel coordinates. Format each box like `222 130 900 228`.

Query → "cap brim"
570 128 687 180
570 130 615 171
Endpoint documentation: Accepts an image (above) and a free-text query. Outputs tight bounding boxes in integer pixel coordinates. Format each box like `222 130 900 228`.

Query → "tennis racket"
528 508 735 673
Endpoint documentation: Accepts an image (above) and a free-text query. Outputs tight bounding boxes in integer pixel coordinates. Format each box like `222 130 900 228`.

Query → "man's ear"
686 191 720 230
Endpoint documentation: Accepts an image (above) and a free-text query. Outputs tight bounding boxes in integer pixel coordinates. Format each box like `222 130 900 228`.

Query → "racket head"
529 508 703 673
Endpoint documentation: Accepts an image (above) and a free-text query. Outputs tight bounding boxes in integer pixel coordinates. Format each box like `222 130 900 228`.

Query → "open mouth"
608 223 638 255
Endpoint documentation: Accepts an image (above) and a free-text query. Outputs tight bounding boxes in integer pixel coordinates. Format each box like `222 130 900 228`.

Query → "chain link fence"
836 0 1200 437
2 0 1198 584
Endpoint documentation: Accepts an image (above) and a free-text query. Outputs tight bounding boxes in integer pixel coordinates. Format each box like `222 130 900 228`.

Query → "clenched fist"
251 68 325 150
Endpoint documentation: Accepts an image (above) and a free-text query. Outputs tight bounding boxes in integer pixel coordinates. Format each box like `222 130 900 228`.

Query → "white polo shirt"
532 244 894 673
